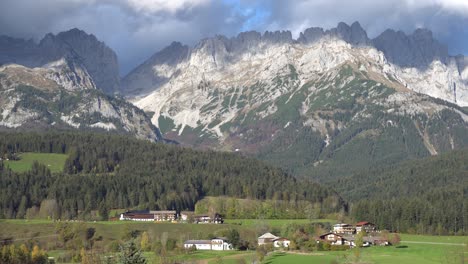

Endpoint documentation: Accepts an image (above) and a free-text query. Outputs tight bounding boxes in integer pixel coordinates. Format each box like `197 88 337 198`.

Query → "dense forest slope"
338 149 468 235
0 132 345 220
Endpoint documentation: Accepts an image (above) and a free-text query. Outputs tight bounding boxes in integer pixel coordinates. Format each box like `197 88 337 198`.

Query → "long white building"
184 238 233 251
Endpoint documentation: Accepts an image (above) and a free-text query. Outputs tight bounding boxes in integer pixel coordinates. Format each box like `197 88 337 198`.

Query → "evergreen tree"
118 240 147 264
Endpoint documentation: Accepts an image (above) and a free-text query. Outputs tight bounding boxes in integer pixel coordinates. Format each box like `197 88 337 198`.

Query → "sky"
1 0 468 75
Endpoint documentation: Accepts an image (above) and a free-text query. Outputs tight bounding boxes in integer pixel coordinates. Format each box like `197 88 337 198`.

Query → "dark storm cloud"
245 0 468 55
0 0 252 74
1 0 467 75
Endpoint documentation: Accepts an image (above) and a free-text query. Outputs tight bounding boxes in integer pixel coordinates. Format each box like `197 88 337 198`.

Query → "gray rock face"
298 27 325 44
0 29 120 95
55 29 120 95
298 21 369 46
122 22 466 109
329 21 370 46
373 28 449 68
121 41 190 96
0 64 160 142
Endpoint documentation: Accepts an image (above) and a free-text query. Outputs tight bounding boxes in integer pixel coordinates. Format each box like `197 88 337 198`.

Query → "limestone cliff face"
0 28 120 94
120 22 467 166
0 63 160 142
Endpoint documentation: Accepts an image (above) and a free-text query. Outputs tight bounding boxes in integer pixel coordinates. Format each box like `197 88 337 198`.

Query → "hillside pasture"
264 234 467 264
3 152 68 173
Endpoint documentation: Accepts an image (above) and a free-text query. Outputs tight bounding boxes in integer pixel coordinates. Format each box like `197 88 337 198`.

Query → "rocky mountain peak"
298 21 369 46
298 27 325 44
54 29 120 95
329 21 370 46
373 27 448 68
0 29 120 95
263 30 293 44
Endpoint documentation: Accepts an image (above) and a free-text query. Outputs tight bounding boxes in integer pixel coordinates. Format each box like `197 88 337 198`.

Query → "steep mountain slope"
333 148 468 201
123 22 468 178
0 63 160 141
0 28 120 94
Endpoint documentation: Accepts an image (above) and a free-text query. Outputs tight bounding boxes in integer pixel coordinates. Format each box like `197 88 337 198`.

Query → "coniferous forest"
0 132 344 220
339 149 468 235
0 131 466 235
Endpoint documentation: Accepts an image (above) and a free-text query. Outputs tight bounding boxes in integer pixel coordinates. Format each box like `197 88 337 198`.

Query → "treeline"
194 196 342 219
0 244 49 264
352 188 467 235
338 149 468 235
0 132 345 220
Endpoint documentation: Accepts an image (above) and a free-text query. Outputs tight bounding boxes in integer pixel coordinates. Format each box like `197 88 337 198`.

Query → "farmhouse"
333 223 356 234
318 233 389 247
273 237 291 248
318 232 346 245
193 213 224 224
318 221 389 247
183 238 233 250
258 232 279 245
258 233 291 248
180 211 193 222
119 210 176 222
355 221 376 233
151 210 177 221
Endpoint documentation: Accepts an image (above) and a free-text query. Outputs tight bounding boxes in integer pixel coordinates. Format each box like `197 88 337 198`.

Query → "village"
118 210 391 251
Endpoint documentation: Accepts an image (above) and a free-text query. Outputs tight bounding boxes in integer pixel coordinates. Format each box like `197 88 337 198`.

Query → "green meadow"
1 220 466 264
3 152 68 173
224 218 337 228
264 234 467 264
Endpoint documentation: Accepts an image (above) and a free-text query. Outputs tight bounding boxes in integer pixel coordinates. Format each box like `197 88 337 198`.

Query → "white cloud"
0 0 467 74
125 0 210 14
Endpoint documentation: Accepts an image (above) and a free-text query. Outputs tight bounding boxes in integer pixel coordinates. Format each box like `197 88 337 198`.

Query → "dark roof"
356 221 374 226
184 240 212 245
150 210 176 214
274 237 290 241
123 213 154 219
319 233 343 239
126 210 150 214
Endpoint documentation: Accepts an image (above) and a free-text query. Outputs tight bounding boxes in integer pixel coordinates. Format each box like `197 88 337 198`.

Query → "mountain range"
1 22 467 179
0 29 160 141
122 21 468 178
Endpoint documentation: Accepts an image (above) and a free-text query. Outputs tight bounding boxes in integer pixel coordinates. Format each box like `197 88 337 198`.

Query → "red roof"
356 221 373 226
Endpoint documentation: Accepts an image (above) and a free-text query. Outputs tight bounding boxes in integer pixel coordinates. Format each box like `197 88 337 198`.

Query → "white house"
273 238 291 248
319 232 345 245
119 213 154 221
258 232 279 245
333 223 356 234
355 221 376 233
184 238 233 251
119 210 176 222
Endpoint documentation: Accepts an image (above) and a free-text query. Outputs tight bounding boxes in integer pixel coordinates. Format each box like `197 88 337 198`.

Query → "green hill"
330 149 468 234
4 152 68 173
0 131 345 220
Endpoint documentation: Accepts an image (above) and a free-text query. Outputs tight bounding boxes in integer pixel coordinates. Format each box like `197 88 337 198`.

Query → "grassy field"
225 218 336 228
143 250 256 264
264 234 467 264
4 152 68 173
1 220 466 264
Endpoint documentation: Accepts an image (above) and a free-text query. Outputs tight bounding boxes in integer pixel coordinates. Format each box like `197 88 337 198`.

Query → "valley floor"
0 220 466 263
265 234 467 264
